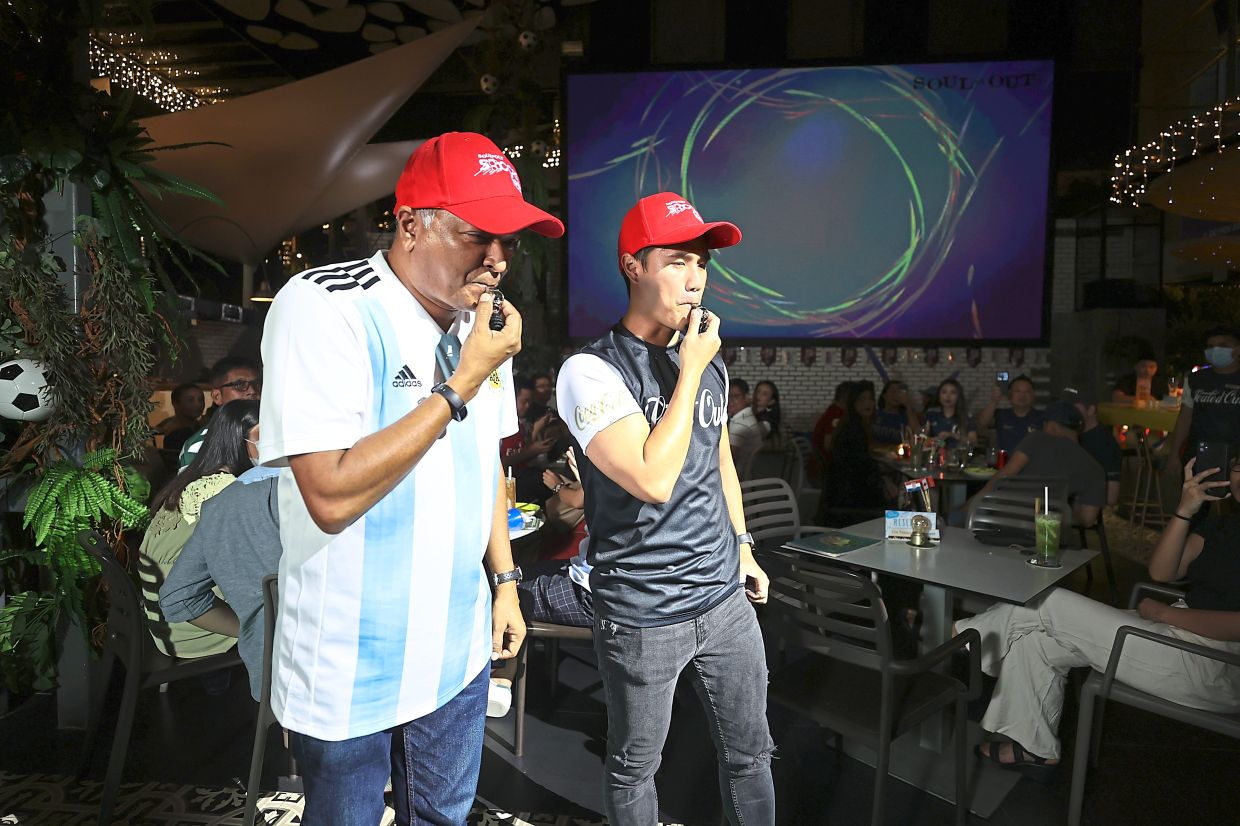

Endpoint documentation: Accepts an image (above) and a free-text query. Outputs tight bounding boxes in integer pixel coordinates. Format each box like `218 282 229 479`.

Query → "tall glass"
1033 511 1062 567
505 475 517 510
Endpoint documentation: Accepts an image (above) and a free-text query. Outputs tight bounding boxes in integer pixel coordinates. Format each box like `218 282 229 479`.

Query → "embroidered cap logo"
476 153 522 194
665 199 702 222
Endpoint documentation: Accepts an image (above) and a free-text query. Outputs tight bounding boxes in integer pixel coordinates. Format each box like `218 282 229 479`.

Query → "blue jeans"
594 587 776 826
290 664 488 826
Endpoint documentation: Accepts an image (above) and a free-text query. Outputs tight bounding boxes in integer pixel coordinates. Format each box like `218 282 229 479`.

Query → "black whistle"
488 289 505 332
697 306 711 334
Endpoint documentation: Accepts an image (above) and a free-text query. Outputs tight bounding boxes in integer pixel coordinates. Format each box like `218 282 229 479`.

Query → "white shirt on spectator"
729 406 765 473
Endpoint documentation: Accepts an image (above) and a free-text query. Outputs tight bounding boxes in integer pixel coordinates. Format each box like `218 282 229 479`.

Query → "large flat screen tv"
565 60 1054 342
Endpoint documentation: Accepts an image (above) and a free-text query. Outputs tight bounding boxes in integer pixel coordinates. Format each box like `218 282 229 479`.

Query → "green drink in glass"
1034 512 1062 567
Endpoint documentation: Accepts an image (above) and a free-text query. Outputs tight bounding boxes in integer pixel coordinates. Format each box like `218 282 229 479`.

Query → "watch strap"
431 382 468 421
736 531 755 548
491 566 523 587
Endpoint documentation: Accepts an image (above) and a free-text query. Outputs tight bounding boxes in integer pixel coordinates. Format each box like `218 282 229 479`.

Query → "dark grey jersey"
557 324 738 627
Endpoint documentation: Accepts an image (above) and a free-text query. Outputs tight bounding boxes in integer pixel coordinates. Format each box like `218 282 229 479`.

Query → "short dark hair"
531 372 552 384
1008 374 1035 392
171 383 202 405
620 246 657 296
834 381 853 402
1205 325 1240 344
209 356 260 387
514 377 534 393
730 378 750 396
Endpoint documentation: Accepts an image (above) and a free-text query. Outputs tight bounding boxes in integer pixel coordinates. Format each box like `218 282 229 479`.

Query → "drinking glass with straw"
1033 486 1062 567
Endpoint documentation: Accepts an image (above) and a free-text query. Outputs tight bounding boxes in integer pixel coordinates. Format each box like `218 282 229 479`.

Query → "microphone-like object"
488 289 506 332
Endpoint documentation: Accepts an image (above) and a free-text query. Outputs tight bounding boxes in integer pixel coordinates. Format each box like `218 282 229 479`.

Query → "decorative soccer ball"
528 139 547 157
0 358 55 422
517 30 538 51
480 74 499 95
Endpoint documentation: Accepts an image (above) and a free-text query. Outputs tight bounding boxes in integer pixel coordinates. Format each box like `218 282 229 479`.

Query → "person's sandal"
974 741 1058 784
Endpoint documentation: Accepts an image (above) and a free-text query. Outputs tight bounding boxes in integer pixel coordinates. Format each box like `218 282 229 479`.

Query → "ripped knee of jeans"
725 741 776 776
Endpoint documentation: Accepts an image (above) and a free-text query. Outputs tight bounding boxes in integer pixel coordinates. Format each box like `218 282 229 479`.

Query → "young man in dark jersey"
557 193 774 826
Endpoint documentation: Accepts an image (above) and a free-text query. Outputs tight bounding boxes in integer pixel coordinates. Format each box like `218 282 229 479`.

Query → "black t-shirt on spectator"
1080 425 1123 483
1187 513 1240 611
1014 430 1107 509
1185 367 1240 447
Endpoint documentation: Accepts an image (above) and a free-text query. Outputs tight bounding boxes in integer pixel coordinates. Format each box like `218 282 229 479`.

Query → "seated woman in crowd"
873 379 919 445
958 457 1240 780
819 381 890 521
138 399 260 658
753 379 792 447
924 378 978 447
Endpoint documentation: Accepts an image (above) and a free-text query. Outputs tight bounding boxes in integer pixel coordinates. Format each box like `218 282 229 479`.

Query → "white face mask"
1205 346 1235 369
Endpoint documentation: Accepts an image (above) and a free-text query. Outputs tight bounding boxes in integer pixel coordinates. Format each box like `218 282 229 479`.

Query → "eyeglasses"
217 378 261 393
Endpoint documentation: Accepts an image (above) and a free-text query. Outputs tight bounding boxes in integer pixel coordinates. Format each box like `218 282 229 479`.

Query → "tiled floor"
3 543 1237 825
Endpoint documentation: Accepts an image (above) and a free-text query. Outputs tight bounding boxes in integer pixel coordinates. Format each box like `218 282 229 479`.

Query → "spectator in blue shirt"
979 374 1044 454
925 378 978 447
874 379 919 445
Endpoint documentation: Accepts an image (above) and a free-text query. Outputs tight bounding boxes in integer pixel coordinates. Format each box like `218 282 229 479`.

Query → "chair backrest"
968 476 1071 537
762 551 892 668
790 435 815 488
78 530 148 671
259 574 279 706
741 478 803 544
743 443 802 490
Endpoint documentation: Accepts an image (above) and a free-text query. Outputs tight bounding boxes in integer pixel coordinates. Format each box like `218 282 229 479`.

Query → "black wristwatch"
736 532 755 548
431 382 468 421
490 566 523 587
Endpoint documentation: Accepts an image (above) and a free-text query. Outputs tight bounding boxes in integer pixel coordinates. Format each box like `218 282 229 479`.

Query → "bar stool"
1126 430 1167 530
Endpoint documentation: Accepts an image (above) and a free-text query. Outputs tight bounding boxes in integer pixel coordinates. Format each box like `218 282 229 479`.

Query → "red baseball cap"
617 192 741 272
394 132 564 238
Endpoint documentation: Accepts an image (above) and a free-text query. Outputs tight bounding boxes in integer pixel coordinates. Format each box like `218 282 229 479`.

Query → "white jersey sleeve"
556 353 643 452
259 282 369 466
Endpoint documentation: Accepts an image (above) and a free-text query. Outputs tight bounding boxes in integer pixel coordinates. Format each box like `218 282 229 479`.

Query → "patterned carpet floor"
0 772 620 826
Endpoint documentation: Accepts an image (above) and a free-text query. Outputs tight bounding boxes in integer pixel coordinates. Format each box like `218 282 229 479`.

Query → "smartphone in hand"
1195 441 1230 488
996 370 1010 383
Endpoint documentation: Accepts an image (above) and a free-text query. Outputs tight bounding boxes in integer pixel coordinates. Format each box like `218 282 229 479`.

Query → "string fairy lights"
88 36 208 112
1111 98 1239 206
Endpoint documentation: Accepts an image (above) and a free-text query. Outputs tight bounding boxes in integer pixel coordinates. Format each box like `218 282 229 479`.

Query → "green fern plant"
0 448 149 692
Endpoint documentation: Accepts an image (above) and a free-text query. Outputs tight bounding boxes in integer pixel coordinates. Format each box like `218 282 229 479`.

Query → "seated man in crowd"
487 449 593 718
158 464 283 699
1065 387 1122 507
179 356 262 469
155 382 205 454
979 374 1043 455
727 378 765 472
501 379 557 501
971 400 1106 528
1112 351 1167 404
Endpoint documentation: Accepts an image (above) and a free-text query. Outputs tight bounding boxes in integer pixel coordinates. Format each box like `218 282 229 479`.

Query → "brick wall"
722 345 1051 432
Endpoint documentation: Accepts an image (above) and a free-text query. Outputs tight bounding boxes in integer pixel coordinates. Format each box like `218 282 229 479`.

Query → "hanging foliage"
0 0 217 694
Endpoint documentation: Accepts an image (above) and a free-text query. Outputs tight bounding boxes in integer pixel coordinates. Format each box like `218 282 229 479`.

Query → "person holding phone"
979 374 1043 455
557 192 774 826
959 456 1240 779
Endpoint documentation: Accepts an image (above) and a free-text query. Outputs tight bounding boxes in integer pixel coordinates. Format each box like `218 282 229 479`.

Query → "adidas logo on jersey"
392 365 422 388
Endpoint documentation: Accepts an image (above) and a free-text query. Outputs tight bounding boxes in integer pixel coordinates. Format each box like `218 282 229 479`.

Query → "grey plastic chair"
512 619 593 757
967 475 1071 544
1067 583 1240 825
740 478 830 545
77 531 242 826
243 573 283 826
762 552 981 825
742 443 802 489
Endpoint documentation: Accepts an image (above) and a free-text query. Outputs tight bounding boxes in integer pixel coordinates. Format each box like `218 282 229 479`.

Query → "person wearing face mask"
1166 327 1240 465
